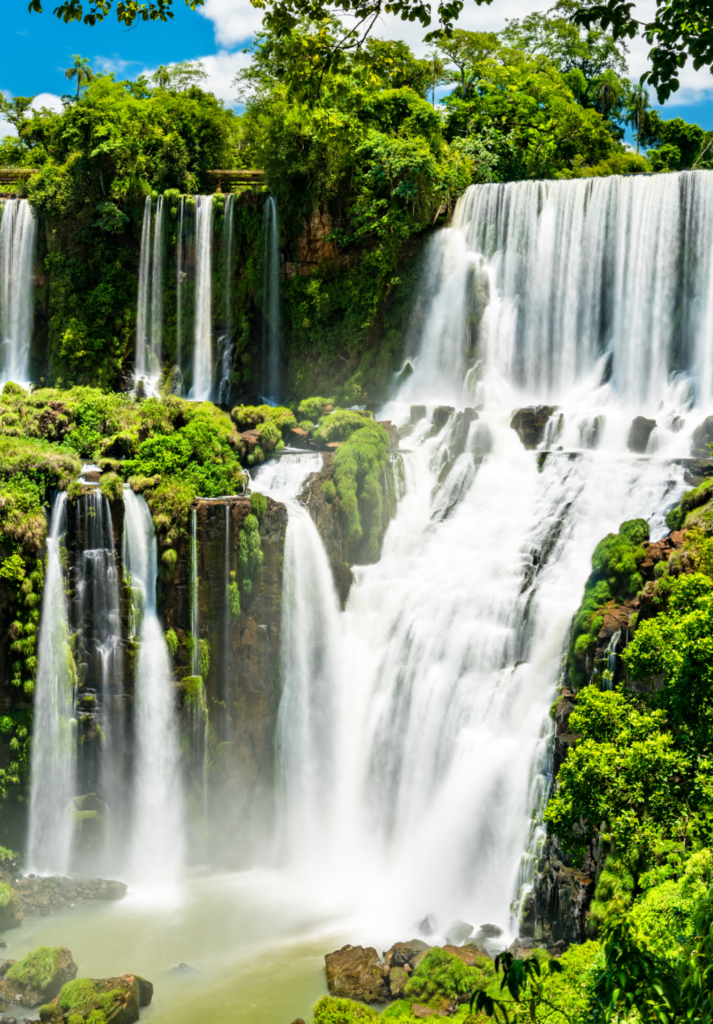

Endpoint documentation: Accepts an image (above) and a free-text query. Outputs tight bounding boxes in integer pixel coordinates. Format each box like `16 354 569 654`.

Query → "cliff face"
161 495 287 865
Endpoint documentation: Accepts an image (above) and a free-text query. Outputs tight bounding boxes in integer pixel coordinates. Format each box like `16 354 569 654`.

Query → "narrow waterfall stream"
0 198 36 385
192 195 213 400
135 197 164 393
28 493 74 874
262 196 281 402
124 488 185 887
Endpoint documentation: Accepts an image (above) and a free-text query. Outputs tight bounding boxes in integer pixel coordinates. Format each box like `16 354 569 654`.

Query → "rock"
476 924 503 938
430 406 455 435
0 1015 17 1024
377 421 399 449
415 914 438 937
383 941 430 970
289 1019 306 1024
627 416 656 453
691 416 713 458
324 945 390 1003
2 947 78 1007
0 886 23 931
396 363 414 389
388 966 409 998
442 944 486 966
171 963 197 974
0 939 7 949
40 973 152 1024
410 405 426 425
444 920 474 946
411 1005 440 1018
510 407 558 449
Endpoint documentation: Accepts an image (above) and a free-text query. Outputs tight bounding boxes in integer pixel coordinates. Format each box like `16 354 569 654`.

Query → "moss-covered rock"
2 946 78 1006
0 881 23 930
42 973 153 1024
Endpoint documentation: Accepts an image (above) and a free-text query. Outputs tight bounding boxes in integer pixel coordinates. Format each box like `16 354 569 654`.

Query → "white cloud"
31 93 64 113
94 55 142 76
198 0 264 49
140 49 253 106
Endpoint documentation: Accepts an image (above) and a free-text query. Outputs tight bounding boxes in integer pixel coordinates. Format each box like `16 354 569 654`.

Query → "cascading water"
124 488 185 886
270 175 706 941
251 453 342 864
0 198 36 385
28 493 75 874
218 194 234 405
175 196 186 389
191 195 213 400
262 197 281 403
135 197 164 393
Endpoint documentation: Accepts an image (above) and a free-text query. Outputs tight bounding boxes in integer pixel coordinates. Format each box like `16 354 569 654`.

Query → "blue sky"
3 0 713 127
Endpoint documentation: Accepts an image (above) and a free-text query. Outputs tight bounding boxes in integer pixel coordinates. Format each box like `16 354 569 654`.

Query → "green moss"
228 571 241 619
165 628 178 657
6 946 62 990
333 421 393 562
198 638 211 679
59 978 98 1011
0 882 14 908
322 479 337 503
312 996 378 1023
250 492 268 520
297 397 335 421
180 676 206 715
315 409 372 445
404 947 494 1007
239 513 264 584
99 472 123 503
0 845 18 861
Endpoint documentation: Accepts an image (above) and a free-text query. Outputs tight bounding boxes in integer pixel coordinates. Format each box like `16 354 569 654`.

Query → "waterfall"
191 195 213 401
0 198 36 385
267 175 707 938
262 197 281 403
135 197 164 393
124 488 185 886
218 194 234 405
190 507 199 676
28 493 75 874
176 196 185 388
251 454 342 863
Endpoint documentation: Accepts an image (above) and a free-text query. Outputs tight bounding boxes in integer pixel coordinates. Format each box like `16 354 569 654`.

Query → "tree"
625 81 649 154
26 0 713 103
64 55 94 100
437 30 500 101
152 65 171 88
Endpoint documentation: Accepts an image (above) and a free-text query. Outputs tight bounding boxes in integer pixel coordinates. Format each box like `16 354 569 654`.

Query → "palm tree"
625 82 650 155
65 55 94 100
152 65 171 89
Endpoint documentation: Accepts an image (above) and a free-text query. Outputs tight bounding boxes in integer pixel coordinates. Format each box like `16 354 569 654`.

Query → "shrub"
99 472 123 503
0 882 13 907
250 492 268 520
239 514 264 583
315 409 371 445
404 947 494 1007
165 628 178 656
333 421 392 561
297 397 334 421
322 479 337 503
312 996 378 1024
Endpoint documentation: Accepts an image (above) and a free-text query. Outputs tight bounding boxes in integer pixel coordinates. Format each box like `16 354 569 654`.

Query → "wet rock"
383 940 430 970
39 973 152 1024
444 920 474 946
10 876 126 918
0 1015 17 1024
442 944 485 966
531 837 596 946
415 915 438 937
0 888 23 931
475 924 503 938
1 947 78 1007
0 939 7 949
691 416 713 457
396 363 414 389
411 1005 442 1019
325 945 390 1003
627 416 656 453
289 1019 306 1024
378 421 400 449
388 966 409 998
510 407 558 449
410 405 426 425
552 690 579 777
171 963 197 974
430 407 455 435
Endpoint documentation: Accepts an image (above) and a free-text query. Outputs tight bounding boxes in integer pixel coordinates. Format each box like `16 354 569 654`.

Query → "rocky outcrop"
39 973 153 1023
325 946 391 1003
11 875 126 918
627 416 656 453
530 836 597 948
510 407 559 449
162 496 288 866
299 454 352 605
691 415 713 457
1 947 78 1006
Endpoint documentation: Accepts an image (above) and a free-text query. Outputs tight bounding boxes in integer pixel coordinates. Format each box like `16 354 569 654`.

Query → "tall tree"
64 54 94 99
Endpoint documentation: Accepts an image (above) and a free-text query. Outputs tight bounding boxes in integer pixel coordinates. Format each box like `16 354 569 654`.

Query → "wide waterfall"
192 195 213 401
0 198 36 386
124 488 185 886
262 196 281 402
28 493 75 874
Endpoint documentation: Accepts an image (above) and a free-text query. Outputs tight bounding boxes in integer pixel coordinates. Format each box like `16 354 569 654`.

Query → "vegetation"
6 946 63 990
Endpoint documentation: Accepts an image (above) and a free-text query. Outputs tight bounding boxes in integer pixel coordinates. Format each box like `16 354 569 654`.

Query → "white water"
28 494 75 874
192 195 213 401
175 196 186 387
0 198 36 386
135 197 164 394
267 175 706 944
262 196 281 402
218 194 235 405
124 488 185 887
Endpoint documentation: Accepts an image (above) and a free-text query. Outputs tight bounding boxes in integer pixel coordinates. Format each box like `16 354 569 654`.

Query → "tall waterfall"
28 493 75 874
175 196 186 387
124 488 185 886
135 197 164 393
192 195 213 401
270 174 706 938
218 194 235 405
0 198 36 386
252 454 342 863
262 197 281 403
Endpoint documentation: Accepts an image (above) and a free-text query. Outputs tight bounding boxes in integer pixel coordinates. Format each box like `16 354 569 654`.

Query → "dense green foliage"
333 419 393 562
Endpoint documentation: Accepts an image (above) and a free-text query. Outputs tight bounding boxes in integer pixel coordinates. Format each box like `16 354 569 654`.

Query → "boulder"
510 407 558 449
324 945 390 1003
411 1006 441 1019
691 416 713 458
627 416 656 453
40 973 152 1024
476 924 503 938
444 920 474 946
388 967 409 998
410 406 426 426
441 944 486 966
383 941 430 970
0 885 23 931
430 407 455 435
1 946 78 1007
415 914 438 937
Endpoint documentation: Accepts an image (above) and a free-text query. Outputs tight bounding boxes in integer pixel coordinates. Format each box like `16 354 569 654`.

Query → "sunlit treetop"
25 0 713 102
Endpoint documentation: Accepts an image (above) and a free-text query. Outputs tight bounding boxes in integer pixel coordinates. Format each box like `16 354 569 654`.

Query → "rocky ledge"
0 874 127 931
